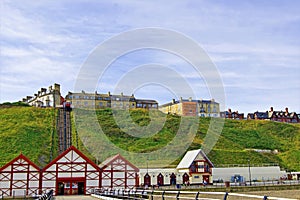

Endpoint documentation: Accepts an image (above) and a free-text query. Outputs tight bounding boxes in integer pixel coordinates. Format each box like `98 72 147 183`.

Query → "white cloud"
0 0 299 113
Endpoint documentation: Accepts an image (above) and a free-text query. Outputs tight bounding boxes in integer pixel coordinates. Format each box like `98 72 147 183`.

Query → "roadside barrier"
91 188 298 200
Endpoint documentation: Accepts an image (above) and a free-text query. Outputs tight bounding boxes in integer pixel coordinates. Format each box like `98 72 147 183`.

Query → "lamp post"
248 159 252 186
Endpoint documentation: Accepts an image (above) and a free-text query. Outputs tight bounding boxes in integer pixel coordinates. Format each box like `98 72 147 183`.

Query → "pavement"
54 195 97 200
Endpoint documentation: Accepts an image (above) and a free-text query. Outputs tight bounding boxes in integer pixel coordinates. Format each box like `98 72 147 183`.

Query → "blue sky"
1 0 299 114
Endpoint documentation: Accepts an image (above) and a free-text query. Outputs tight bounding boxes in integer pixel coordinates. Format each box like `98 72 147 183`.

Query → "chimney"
270 107 273 112
285 107 288 113
172 99 175 104
228 108 232 113
121 92 123 96
188 97 192 102
108 91 111 96
180 97 183 102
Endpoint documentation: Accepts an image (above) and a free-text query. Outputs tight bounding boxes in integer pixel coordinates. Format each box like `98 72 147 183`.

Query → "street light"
248 159 252 186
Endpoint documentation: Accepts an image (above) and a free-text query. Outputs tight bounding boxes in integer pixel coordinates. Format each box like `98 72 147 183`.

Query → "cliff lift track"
57 107 72 154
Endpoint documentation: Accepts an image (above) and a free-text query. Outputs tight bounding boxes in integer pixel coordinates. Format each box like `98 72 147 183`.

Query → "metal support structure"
162 190 165 200
176 191 180 200
223 192 229 200
248 159 252 186
195 191 200 200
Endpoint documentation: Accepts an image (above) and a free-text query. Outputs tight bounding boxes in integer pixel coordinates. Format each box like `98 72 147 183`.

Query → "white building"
22 83 62 107
212 166 286 183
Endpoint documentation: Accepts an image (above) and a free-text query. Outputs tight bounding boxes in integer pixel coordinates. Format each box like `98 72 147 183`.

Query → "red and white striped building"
99 154 139 189
0 146 140 197
0 154 40 197
41 146 101 195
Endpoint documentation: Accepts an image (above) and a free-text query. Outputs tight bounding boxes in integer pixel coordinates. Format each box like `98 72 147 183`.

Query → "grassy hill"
0 105 57 167
1 106 299 171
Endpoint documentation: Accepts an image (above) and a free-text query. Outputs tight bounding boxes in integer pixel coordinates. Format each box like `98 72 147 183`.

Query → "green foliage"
0 101 30 107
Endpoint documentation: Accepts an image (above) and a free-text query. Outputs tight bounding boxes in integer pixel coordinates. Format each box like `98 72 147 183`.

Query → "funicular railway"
57 102 72 153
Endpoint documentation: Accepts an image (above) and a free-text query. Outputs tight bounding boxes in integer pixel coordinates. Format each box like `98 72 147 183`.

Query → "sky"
1 0 299 114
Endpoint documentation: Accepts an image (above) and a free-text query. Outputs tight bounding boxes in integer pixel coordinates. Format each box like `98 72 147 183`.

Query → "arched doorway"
144 173 151 187
157 173 164 186
182 173 189 185
170 173 176 185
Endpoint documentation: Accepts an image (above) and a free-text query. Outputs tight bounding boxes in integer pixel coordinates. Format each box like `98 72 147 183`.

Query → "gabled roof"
254 111 268 119
0 153 40 172
42 146 101 172
99 154 139 172
176 149 214 169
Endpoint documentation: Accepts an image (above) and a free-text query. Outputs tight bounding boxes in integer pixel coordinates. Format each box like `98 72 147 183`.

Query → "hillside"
0 106 299 171
0 105 58 167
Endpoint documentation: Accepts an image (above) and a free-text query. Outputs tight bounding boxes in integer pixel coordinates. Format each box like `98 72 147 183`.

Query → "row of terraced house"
21 83 299 123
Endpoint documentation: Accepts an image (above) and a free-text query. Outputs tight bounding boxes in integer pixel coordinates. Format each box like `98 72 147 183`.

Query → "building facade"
41 146 101 195
220 109 244 119
176 149 214 185
99 154 139 189
21 83 62 108
247 107 299 123
0 154 40 197
159 98 220 117
65 91 158 110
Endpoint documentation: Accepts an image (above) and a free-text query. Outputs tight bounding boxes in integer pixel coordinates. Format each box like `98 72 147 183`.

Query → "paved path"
54 195 97 200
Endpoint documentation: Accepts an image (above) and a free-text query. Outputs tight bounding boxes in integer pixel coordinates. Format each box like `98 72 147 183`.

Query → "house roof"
254 111 268 119
42 146 101 172
99 154 139 172
176 149 214 169
0 153 40 172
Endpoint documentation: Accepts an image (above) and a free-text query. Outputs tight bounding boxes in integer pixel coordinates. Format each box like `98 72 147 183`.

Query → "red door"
202 175 209 185
182 173 189 185
157 173 164 186
144 173 151 187
170 173 176 185
56 178 85 195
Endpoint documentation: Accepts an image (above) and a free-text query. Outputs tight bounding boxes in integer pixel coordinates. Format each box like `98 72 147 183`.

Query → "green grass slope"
1 107 299 171
73 108 300 171
0 106 58 167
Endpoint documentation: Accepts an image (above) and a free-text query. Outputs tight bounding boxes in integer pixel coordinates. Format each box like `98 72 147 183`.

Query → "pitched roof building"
247 107 299 123
0 154 40 197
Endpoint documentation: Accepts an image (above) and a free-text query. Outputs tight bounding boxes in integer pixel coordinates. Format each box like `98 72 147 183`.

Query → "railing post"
128 189 131 198
223 192 228 200
176 191 180 200
151 190 154 200
162 190 165 200
134 189 137 199
195 191 200 200
141 190 145 200
263 196 268 200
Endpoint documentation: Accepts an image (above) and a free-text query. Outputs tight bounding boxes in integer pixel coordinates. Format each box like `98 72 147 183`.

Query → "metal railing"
38 190 54 200
91 188 298 200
